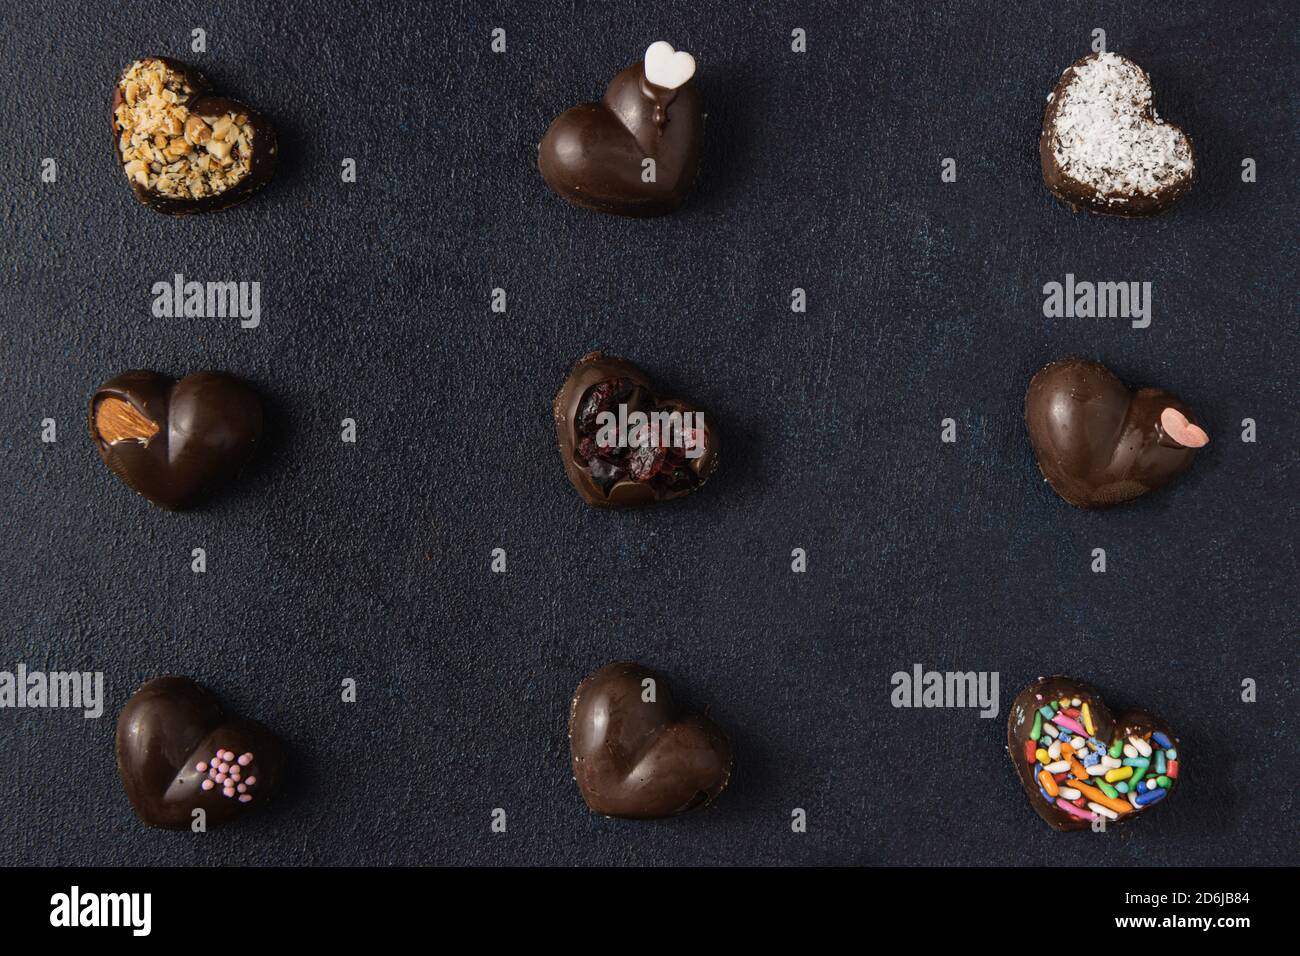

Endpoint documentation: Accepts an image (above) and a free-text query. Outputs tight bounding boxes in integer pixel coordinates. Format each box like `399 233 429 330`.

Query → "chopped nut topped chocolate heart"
112 57 276 214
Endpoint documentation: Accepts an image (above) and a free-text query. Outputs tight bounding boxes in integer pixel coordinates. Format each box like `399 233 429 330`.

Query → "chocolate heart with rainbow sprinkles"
1008 676 1180 831
116 676 284 829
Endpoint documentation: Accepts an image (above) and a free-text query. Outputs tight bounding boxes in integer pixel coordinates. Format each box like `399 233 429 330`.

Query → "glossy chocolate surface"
569 662 731 819
112 56 277 215
552 351 718 509
116 676 283 830
1008 675 1180 831
91 370 263 510
538 60 702 216
1024 358 1204 508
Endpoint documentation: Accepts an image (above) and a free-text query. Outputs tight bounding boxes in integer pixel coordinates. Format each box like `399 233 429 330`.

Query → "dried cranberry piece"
576 378 632 436
628 442 667 481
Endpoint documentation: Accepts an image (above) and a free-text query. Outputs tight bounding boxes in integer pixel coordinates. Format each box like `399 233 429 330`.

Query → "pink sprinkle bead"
201 780 215 791
216 774 227 784
223 751 235 761
223 788 236 798
195 762 208 772
238 754 252 767
237 784 247 793
245 776 256 786
238 795 252 803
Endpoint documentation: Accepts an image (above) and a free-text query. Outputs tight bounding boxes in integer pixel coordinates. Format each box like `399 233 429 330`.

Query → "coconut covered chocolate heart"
569 662 732 819
116 676 284 829
1008 676 1180 831
538 41 701 217
1024 358 1208 508
112 57 277 214
90 370 263 510
1041 52 1194 216
553 351 719 509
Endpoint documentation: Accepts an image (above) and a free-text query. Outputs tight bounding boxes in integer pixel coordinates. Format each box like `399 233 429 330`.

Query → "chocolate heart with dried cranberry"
91 370 263 510
538 41 701 217
569 662 732 819
1041 52 1194 216
1025 358 1208 508
1008 676 1181 831
112 56 276 215
116 676 283 830
553 351 719 509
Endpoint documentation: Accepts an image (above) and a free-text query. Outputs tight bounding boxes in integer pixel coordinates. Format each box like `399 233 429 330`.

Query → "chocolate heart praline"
569 662 732 819
1040 52 1194 216
1008 676 1181 831
90 370 263 510
112 56 277 215
116 676 283 830
538 55 701 217
1024 358 1206 508
553 351 719 509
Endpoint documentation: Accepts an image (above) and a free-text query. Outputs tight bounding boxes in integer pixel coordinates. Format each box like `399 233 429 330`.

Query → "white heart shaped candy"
644 41 696 90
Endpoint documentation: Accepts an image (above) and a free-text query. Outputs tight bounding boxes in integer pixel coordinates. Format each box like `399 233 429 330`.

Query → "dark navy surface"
0 1 1295 866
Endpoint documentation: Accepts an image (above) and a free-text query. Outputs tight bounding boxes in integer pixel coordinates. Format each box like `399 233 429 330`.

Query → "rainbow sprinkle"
1025 695 1177 822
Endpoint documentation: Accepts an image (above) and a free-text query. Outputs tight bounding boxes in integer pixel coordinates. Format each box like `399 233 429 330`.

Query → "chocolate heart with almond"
553 351 719 509
569 662 732 819
539 41 701 217
1024 359 1208 508
91 370 263 510
113 57 276 214
1041 52 1194 216
1008 676 1180 831
116 676 284 830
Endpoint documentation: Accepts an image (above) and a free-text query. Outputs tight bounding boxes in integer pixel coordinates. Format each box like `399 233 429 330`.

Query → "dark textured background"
0 0 1295 866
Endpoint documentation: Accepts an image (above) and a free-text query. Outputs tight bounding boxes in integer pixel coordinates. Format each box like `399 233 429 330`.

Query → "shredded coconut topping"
1050 52 1192 198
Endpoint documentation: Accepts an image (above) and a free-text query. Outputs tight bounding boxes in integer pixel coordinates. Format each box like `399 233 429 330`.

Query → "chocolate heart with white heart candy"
113 57 277 215
538 41 702 217
91 370 264 510
116 676 284 829
1024 358 1208 509
569 662 732 819
1041 52 1194 216
1008 676 1181 831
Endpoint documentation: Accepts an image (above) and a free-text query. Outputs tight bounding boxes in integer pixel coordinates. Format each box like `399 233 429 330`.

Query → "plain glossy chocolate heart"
116 676 283 830
569 662 732 819
1008 676 1180 831
91 370 263 510
112 56 277 215
553 351 719 509
538 50 702 217
1041 52 1194 216
1024 358 1207 508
